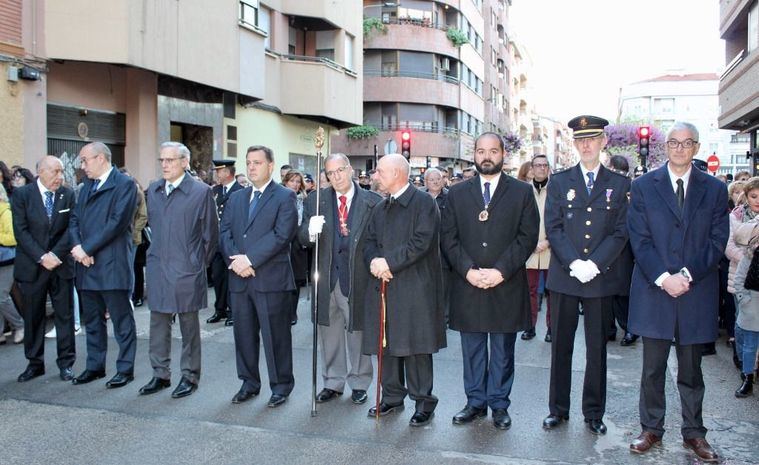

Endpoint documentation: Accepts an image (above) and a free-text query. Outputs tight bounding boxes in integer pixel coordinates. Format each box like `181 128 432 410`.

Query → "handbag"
0 245 15 262
744 248 759 291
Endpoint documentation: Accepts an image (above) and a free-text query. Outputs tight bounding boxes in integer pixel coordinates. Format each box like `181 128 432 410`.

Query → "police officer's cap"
212 159 235 170
568 115 609 139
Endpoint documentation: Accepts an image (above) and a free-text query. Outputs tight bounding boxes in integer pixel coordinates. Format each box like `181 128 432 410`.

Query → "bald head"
37 155 65 192
374 154 410 195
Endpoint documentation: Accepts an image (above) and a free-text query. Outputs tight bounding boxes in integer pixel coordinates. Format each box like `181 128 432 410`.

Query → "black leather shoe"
316 388 342 403
452 405 487 425
17 366 45 382
106 372 134 389
267 393 287 408
206 312 227 324
542 414 569 429
521 328 536 340
133 298 144 307
409 410 434 427
351 390 368 404
139 377 171 395
607 334 616 342
72 369 106 385
544 331 552 343
59 367 74 381
701 344 717 356
492 408 511 430
231 386 259 404
171 377 197 399
585 418 607 435
224 317 234 326
367 402 404 417
620 332 639 346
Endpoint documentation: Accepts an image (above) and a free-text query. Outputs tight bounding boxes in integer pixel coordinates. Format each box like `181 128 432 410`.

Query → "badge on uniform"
606 189 613 209
479 210 489 222
567 189 576 201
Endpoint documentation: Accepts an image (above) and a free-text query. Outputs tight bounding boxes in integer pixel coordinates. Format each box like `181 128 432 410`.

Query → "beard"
475 158 504 176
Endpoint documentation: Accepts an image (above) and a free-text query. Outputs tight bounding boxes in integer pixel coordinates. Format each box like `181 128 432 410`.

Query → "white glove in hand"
308 215 326 241
569 260 599 284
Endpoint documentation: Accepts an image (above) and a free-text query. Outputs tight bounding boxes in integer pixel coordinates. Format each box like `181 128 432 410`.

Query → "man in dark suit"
363 154 447 427
543 115 631 435
13 156 77 382
220 145 298 408
208 159 243 325
627 122 728 463
69 141 138 388
442 132 539 430
299 154 380 405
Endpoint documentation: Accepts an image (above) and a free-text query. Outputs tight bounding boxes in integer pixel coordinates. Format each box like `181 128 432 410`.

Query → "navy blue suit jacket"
219 181 298 294
69 168 138 291
627 163 729 344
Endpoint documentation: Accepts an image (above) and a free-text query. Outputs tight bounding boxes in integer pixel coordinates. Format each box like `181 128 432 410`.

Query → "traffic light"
638 126 650 158
401 130 411 158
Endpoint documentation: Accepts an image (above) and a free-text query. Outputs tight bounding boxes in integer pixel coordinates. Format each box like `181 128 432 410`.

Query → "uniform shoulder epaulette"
605 169 630 180
552 166 572 175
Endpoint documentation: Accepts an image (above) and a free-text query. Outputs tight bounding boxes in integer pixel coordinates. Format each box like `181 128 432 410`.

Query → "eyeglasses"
79 153 101 165
532 163 549 169
325 165 350 178
158 157 182 165
666 139 698 149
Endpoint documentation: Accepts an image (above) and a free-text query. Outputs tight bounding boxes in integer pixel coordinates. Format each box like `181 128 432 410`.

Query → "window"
345 34 354 70
315 30 335 61
749 1 758 52
653 98 674 115
239 1 259 28
288 26 297 55
259 5 271 49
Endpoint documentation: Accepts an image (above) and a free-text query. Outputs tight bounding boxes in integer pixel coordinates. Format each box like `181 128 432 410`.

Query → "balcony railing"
379 16 455 31
277 53 357 76
372 122 476 136
364 69 459 84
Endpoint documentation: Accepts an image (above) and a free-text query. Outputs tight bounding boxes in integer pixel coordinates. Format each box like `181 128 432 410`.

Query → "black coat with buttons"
441 174 539 333
545 164 631 298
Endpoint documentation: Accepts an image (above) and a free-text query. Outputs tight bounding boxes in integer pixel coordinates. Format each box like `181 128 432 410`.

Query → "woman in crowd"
516 160 533 182
0 184 23 344
726 180 753 365
0 162 13 199
282 169 309 325
11 167 34 189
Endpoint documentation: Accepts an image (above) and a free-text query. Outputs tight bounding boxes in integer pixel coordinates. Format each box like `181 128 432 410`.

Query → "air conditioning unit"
382 13 391 23
440 57 450 71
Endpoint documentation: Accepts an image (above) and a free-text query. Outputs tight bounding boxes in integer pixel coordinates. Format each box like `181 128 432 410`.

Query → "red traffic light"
401 130 411 141
638 126 650 138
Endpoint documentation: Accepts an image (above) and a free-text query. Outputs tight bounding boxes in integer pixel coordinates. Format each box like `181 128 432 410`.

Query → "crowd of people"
1 115 757 464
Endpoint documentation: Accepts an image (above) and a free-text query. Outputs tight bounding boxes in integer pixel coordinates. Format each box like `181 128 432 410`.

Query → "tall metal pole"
311 127 325 417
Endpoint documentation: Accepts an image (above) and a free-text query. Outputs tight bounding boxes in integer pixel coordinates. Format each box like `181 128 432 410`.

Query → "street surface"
0 290 757 465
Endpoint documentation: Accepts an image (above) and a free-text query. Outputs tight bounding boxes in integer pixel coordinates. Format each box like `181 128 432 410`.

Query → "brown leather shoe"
682 437 719 463
629 431 662 454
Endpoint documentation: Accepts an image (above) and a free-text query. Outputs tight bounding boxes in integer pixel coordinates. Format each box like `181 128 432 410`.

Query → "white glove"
308 215 326 241
569 260 600 284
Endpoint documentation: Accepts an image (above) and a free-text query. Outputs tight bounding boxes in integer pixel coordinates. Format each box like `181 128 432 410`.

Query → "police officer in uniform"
208 159 243 325
542 115 631 435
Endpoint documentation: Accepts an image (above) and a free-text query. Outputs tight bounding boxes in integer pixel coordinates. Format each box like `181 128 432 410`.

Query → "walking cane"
311 127 325 417
375 279 388 419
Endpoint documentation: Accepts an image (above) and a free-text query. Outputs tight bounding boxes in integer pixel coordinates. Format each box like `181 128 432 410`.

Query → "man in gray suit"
300 153 381 405
138 142 218 398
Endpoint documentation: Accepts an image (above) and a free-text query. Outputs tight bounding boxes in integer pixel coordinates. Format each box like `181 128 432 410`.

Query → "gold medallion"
479 210 489 222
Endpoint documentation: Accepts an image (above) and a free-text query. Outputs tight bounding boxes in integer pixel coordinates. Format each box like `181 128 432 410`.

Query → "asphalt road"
0 290 757 465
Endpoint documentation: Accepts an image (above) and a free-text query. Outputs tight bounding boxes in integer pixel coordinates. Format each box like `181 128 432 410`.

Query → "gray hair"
326 153 350 165
160 141 191 162
424 167 442 180
666 121 699 142
87 141 112 162
0 183 7 203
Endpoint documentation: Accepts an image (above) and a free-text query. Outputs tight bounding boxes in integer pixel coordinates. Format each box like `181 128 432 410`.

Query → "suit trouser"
211 252 230 314
609 295 629 336
149 311 201 384
19 273 75 370
319 287 373 392
549 292 612 420
640 337 707 439
527 269 551 329
381 353 438 413
81 290 136 374
230 288 294 396
460 331 517 410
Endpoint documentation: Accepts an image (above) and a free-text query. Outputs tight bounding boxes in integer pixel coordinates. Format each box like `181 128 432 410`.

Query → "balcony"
279 55 361 127
718 49 759 130
331 125 474 162
281 0 361 36
365 23 459 58
364 74 459 108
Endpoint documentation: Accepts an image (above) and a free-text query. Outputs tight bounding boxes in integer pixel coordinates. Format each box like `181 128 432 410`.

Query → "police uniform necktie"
338 195 349 237
676 179 684 210
44 191 54 221
223 186 228 197
91 179 100 193
248 190 262 221
483 182 491 206
167 183 175 196
586 172 594 195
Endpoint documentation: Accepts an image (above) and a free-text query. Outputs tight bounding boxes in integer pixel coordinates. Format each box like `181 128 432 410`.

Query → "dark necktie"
676 179 684 210
586 172 594 195
44 191 54 220
338 195 349 236
223 186 228 197
91 179 100 193
248 190 262 220
167 184 175 196
385 196 395 209
483 182 491 206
